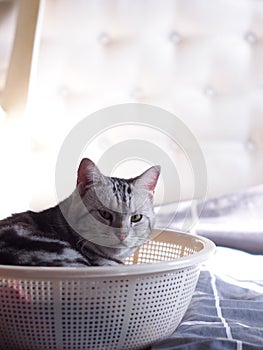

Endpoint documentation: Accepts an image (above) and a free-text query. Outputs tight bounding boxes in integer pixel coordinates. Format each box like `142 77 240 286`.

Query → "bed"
152 185 263 349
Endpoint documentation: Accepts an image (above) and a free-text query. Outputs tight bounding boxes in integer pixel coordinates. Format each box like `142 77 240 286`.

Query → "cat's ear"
77 158 101 196
134 165 161 192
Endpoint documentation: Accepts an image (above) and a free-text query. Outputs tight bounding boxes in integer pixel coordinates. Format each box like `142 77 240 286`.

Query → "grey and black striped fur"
0 158 160 267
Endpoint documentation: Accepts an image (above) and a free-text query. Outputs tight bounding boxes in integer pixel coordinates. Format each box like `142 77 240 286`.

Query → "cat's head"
70 158 160 253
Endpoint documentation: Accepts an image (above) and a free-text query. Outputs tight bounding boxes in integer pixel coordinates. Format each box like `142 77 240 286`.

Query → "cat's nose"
118 233 128 241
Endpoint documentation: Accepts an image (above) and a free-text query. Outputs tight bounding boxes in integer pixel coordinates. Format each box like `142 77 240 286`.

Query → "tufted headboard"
0 0 263 217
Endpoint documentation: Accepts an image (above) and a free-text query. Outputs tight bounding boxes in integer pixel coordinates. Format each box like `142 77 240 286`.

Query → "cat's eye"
98 210 112 221
131 214 143 223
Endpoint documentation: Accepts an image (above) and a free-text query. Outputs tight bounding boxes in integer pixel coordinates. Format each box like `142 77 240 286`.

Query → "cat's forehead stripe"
110 178 132 205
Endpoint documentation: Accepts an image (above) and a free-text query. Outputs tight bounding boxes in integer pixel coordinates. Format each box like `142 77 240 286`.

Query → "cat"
0 158 160 267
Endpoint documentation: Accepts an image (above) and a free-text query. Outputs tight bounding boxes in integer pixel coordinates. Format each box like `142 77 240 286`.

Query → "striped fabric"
152 248 263 350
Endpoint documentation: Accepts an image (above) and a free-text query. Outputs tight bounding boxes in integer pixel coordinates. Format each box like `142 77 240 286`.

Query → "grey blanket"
155 185 263 254
152 186 263 349
151 267 263 349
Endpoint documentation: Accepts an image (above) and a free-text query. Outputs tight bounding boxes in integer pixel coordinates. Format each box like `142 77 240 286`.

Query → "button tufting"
244 31 258 45
57 86 70 98
169 31 182 45
131 87 144 100
204 86 215 98
98 32 111 46
246 138 257 151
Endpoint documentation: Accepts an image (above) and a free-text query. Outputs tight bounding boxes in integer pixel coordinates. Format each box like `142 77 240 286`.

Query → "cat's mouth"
113 241 144 249
112 242 130 249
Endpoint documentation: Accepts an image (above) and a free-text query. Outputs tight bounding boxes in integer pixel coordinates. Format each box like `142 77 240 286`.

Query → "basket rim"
0 230 216 279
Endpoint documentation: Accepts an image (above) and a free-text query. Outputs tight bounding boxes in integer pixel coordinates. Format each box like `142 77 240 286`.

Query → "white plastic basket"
0 230 215 350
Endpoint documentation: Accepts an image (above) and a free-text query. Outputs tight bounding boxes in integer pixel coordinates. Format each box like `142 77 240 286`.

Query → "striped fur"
0 158 160 267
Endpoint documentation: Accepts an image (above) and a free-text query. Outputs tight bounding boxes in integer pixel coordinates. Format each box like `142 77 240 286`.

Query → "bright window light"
0 106 5 123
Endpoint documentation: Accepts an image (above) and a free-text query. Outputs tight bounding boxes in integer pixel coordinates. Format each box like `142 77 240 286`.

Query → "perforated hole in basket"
0 279 57 350
121 265 200 349
125 239 196 265
60 278 130 350
0 236 203 350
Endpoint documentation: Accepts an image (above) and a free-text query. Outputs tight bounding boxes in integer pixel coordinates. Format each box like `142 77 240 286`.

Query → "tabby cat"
0 158 160 267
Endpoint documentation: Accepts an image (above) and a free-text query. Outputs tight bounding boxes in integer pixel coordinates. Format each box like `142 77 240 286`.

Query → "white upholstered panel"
0 0 263 214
